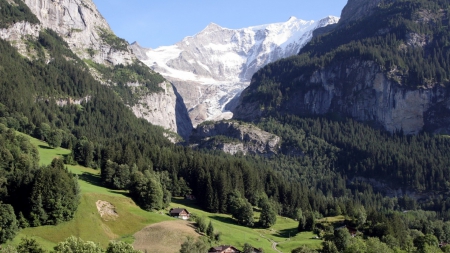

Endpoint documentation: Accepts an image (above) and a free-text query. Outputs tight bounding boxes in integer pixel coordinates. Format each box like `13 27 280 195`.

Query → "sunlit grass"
6 134 324 252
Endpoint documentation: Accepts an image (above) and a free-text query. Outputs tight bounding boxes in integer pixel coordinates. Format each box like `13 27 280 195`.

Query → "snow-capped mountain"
131 16 339 126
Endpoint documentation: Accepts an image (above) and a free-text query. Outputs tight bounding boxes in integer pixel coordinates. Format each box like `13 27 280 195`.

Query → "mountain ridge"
131 16 339 126
233 0 450 135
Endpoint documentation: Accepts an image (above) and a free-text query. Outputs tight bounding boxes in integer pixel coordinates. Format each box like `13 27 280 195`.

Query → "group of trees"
0 126 80 243
0 237 140 253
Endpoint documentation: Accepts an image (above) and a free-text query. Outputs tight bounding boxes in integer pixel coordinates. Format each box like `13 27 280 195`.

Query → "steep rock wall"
234 59 450 135
132 82 192 140
190 121 280 156
23 0 134 65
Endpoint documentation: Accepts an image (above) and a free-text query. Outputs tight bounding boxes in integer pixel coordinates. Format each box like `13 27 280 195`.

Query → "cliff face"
234 0 450 135
132 82 192 140
5 0 193 139
234 59 450 135
190 121 280 156
23 0 133 65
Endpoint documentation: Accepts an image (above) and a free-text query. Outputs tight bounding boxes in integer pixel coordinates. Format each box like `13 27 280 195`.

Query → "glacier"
131 16 339 126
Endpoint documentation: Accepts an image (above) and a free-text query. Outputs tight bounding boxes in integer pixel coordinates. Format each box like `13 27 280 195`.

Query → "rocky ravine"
190 121 280 156
5 0 192 139
131 16 339 127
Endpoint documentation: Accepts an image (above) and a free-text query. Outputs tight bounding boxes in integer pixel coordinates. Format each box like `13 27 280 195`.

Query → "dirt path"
259 233 282 253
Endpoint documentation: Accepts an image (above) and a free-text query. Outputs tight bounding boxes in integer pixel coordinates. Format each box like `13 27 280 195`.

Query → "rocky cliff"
233 0 450 135
190 121 280 156
131 16 339 126
3 0 193 139
132 82 192 140
23 0 133 65
234 59 450 135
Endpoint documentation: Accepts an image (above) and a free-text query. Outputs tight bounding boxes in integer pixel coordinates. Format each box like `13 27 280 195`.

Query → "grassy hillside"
2 134 322 253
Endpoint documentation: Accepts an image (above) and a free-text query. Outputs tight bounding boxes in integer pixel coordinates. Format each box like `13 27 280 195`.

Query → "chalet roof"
208 245 240 252
169 208 189 215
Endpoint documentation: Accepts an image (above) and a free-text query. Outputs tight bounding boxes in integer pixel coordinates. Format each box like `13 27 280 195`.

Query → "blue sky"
92 0 348 49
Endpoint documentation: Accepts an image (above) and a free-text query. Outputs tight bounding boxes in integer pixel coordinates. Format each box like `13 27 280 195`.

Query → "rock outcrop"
132 82 192 140
23 0 134 65
190 121 280 156
234 59 450 135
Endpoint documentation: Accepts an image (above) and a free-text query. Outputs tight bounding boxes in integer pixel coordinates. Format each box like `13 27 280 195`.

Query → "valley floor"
2 134 322 253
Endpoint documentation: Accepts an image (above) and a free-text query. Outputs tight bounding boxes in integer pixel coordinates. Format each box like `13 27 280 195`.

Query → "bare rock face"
0 21 41 57
234 59 450 135
190 121 280 156
132 82 192 140
23 0 134 65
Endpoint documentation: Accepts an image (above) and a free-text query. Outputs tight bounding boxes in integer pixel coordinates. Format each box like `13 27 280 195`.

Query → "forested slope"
234 0 450 134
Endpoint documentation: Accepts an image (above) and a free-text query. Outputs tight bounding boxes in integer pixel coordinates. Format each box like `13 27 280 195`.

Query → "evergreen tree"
259 199 277 228
16 238 45 253
206 221 214 239
0 202 18 243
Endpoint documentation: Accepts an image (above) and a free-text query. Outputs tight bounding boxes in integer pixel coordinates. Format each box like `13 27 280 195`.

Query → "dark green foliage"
206 221 214 238
106 241 141 253
179 237 208 253
259 199 277 228
333 228 351 252
0 0 39 28
28 158 80 226
128 171 164 210
291 246 318 253
47 129 63 148
227 190 254 227
16 238 46 253
414 234 439 253
321 241 339 253
192 215 207 234
0 202 18 243
298 211 316 232
53 236 103 253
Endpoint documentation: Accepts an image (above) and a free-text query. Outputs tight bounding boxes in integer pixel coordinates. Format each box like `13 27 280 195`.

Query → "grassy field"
4 134 323 253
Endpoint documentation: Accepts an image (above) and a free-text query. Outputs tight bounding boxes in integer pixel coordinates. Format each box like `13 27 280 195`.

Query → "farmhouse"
169 208 190 220
208 245 241 253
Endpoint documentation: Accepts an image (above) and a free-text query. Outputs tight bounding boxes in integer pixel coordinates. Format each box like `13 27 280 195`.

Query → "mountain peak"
203 22 224 31
287 16 297 22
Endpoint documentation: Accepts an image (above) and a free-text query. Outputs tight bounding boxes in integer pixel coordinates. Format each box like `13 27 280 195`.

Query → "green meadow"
4 134 324 253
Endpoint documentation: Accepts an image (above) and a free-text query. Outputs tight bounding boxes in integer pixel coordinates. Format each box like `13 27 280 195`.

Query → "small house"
169 208 190 220
208 245 241 253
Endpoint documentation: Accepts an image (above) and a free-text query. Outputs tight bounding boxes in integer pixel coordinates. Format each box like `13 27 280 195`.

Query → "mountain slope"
234 0 450 135
132 16 339 126
2 0 192 139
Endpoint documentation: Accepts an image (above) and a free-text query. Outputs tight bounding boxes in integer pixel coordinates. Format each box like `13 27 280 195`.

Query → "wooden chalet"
169 208 190 220
208 245 241 253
